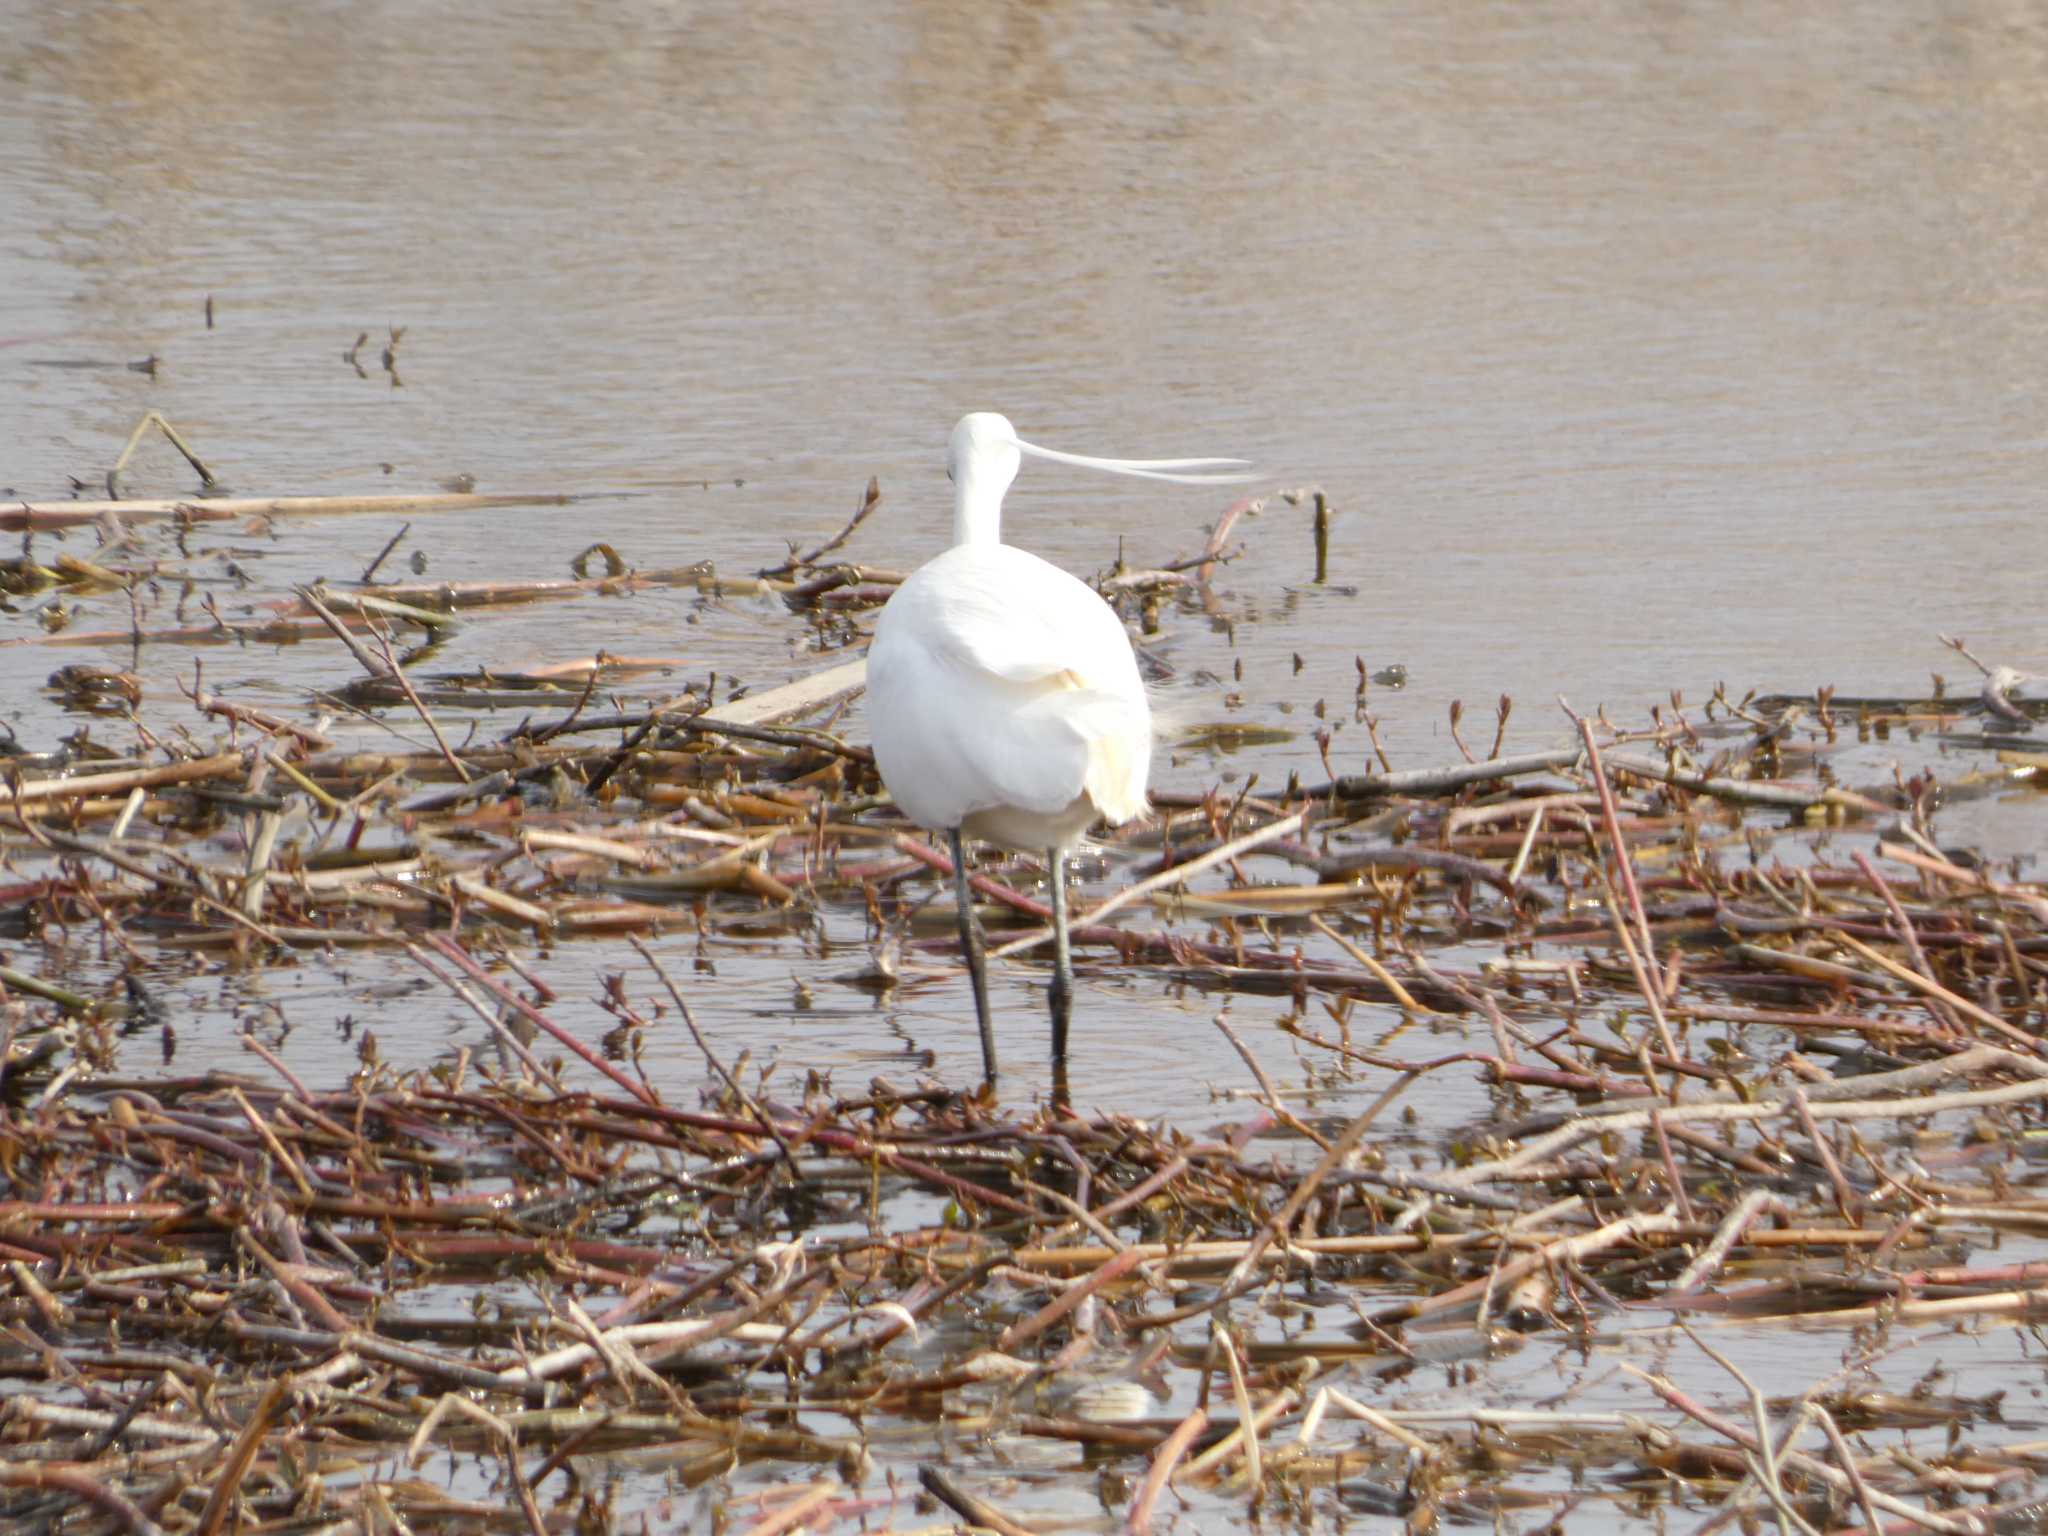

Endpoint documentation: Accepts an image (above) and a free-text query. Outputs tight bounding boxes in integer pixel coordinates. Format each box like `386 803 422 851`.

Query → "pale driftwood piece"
1877 839 2048 923
1 491 581 531
296 587 393 682
1309 746 1583 799
1828 928 2038 1047
1 1400 221 1446
450 873 552 929
293 858 429 892
301 586 461 633
1126 1407 1208 1535
295 568 714 613
1180 1387 1299 1485
700 659 867 726
108 410 215 497
1509 1044 2048 1135
1438 1075 2048 1197
0 614 381 651
1602 750 1890 814
1384 1207 1686 1317
987 809 1309 961
520 829 664 869
600 829 785 893
0 752 246 806
1669 1189 1786 1295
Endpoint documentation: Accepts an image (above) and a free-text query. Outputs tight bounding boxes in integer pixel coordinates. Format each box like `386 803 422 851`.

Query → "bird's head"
947 411 1023 500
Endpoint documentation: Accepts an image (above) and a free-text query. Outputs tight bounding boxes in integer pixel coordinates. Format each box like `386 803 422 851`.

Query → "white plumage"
869 541 1149 850
866 411 1249 1082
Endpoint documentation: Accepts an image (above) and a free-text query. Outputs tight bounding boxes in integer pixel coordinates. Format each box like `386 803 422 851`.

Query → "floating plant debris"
3 440 2047 1532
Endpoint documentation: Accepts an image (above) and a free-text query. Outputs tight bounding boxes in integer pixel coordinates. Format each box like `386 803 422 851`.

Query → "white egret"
867 412 1251 1083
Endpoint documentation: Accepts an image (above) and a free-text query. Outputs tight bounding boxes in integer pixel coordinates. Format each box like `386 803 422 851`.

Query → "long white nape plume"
1013 434 1254 485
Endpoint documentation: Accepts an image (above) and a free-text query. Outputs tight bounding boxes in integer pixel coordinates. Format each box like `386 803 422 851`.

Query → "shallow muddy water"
5 3 2048 1531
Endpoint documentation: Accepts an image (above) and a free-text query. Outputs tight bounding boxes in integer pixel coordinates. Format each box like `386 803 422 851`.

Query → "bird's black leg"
1047 845 1073 1067
950 828 998 1084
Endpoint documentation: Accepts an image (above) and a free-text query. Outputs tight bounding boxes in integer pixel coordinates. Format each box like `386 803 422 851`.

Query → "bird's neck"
951 480 1006 547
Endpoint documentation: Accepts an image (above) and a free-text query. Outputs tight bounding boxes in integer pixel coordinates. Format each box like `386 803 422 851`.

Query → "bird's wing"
892 669 1096 826
866 547 1150 831
918 546 1140 692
